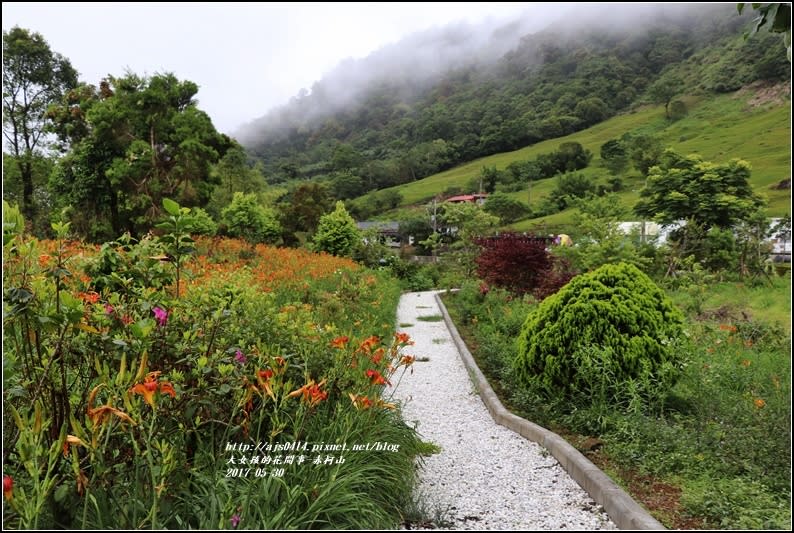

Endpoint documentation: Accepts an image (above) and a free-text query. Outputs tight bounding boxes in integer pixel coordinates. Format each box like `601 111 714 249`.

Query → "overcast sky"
2 2 547 135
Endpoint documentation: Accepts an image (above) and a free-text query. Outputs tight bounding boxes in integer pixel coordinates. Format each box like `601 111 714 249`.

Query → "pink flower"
230 514 241 528
104 303 115 315
234 349 247 364
153 307 168 327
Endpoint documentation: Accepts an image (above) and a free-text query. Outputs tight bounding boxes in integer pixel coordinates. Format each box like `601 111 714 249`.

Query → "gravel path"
392 291 617 531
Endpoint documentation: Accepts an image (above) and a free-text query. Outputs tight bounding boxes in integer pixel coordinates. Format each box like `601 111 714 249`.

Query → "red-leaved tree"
474 233 547 294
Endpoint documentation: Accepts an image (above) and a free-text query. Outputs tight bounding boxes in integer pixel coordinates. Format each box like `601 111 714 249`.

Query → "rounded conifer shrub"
514 262 685 399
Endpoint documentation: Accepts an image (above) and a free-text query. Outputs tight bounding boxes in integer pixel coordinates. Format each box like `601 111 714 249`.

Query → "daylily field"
2 233 426 529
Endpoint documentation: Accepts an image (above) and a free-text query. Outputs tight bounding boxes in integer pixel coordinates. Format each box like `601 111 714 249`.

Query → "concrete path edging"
434 291 666 531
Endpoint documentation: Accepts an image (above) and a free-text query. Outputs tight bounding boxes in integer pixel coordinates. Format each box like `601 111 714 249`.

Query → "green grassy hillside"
360 87 790 235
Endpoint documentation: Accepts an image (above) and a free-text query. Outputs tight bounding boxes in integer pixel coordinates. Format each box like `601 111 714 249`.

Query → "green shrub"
514 262 685 399
221 192 282 244
681 477 791 529
186 206 218 236
311 201 361 257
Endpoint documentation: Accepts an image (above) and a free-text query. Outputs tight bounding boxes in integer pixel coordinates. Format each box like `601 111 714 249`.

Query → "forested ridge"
240 4 789 194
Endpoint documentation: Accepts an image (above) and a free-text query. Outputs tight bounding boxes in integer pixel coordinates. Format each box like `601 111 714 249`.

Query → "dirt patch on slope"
733 80 791 108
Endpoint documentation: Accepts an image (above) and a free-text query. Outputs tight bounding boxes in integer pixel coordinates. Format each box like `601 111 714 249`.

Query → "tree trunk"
19 156 35 222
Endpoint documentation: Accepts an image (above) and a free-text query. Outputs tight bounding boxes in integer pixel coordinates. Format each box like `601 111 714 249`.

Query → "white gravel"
391 291 617 531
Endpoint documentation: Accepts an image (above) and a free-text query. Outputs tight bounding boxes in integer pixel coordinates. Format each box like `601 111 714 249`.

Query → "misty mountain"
238 3 788 187
236 6 562 141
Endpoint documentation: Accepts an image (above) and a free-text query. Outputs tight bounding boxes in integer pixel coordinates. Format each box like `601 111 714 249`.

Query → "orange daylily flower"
395 332 413 345
741 359 751 367
77 291 100 304
76 469 89 496
3 475 13 502
374 398 396 410
256 369 276 400
348 393 395 411
88 405 136 427
130 371 177 408
348 393 373 410
358 335 380 353
331 336 349 349
288 379 328 407
370 347 385 365
754 398 766 409
401 355 416 366
87 385 136 427
719 324 737 333
63 435 86 457
365 369 390 386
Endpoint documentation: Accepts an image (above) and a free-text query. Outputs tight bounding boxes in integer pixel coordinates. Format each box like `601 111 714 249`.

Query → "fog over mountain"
235 4 567 145
235 3 716 147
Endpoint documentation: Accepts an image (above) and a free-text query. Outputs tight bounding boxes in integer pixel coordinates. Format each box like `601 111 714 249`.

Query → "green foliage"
545 172 597 213
647 74 682 118
184 206 218 236
574 97 610 127
331 143 364 173
3 200 26 243
155 198 197 298
2 234 425 529
376 189 404 211
514 263 685 399
599 139 629 175
379 90 790 223
483 192 530 224
738 2 792 61
205 142 267 220
475 165 501 194
221 192 282 245
444 275 791 529
435 202 501 278
48 72 231 241
625 133 664 176
682 477 790 529
668 100 688 120
701 226 738 273
331 171 366 200
352 228 395 268
276 183 334 247
311 201 361 257
635 149 766 229
3 26 78 224
553 195 649 272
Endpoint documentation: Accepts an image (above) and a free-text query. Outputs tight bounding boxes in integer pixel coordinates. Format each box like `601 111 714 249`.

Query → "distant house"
445 193 488 205
356 221 402 248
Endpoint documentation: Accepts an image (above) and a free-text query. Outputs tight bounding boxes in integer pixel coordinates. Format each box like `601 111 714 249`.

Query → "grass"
668 275 791 333
360 88 790 228
416 314 443 322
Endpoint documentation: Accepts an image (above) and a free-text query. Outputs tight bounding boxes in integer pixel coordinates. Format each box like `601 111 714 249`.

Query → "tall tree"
2 26 78 222
277 182 334 246
634 149 765 230
647 74 682 119
49 72 231 240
